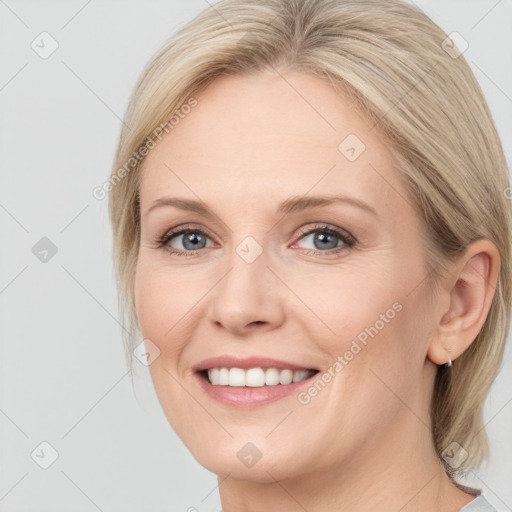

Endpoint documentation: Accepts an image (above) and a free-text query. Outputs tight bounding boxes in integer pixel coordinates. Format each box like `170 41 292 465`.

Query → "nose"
205 244 286 336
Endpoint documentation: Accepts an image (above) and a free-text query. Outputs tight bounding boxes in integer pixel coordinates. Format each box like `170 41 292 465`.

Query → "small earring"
444 359 452 368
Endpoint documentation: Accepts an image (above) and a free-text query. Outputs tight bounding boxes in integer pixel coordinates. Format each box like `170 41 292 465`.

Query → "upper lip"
192 356 318 372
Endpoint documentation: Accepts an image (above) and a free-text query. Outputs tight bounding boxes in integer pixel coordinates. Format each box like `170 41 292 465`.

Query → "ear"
427 238 501 366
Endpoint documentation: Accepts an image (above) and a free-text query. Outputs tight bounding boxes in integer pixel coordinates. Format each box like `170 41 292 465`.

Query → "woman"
108 0 511 510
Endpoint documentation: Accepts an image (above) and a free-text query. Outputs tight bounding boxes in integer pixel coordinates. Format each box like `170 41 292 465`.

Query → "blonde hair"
109 0 512 478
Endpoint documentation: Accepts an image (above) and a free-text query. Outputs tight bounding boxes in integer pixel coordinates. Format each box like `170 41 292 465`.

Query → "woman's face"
135 69 441 481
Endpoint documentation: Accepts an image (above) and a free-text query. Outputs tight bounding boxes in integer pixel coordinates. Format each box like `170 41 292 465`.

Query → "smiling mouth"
198 367 319 387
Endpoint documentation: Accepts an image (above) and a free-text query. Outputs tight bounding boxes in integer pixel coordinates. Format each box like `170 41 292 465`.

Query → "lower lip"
194 371 318 408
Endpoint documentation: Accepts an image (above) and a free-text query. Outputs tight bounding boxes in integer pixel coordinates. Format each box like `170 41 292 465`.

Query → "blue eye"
159 228 214 255
292 224 355 254
156 223 356 257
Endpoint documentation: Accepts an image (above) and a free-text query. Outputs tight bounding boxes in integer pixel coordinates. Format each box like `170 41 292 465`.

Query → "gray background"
0 1 511 511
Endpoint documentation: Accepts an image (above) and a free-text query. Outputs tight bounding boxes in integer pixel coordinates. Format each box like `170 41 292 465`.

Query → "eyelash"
154 222 356 257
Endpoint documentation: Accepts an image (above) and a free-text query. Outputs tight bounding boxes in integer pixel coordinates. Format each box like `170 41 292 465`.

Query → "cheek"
325 285 433 427
134 258 194 357
134 260 198 423
311 259 428 389
308 270 402 352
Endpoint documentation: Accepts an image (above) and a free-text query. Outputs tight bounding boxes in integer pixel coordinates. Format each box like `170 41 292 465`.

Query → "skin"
134 68 500 511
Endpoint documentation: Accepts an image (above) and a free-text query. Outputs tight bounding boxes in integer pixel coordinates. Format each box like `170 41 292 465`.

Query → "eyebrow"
144 194 378 218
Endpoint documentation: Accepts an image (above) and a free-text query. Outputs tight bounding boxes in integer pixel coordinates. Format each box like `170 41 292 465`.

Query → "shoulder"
458 495 497 512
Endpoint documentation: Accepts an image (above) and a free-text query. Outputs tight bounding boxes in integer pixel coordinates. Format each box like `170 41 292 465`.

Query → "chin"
185 439 310 483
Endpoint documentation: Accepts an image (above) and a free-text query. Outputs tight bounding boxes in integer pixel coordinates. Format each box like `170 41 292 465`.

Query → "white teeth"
279 369 293 385
206 367 315 387
246 368 265 387
228 368 245 387
292 369 311 383
209 368 219 385
218 367 230 385
265 368 280 386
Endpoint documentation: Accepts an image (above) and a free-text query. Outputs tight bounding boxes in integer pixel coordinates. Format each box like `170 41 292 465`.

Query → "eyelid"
155 221 356 256
158 223 218 244
292 223 356 246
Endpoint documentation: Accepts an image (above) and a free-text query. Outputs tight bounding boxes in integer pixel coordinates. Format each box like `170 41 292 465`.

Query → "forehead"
139 69 412 222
